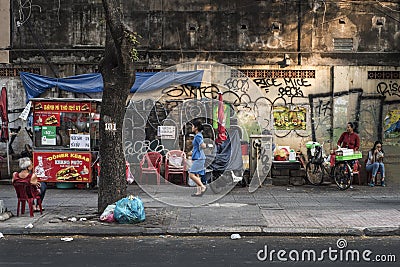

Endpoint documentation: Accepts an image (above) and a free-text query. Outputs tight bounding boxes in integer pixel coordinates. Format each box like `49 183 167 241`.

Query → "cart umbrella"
0 86 8 142
215 92 227 145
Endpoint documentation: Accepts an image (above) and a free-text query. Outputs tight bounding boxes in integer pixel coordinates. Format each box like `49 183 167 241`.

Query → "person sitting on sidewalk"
12 157 47 211
366 141 386 187
337 122 360 189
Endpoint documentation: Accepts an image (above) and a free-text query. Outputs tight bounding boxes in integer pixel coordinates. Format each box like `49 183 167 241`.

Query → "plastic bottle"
289 149 296 161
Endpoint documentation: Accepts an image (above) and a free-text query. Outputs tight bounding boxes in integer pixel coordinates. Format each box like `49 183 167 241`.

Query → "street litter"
230 234 241 240
60 237 74 242
25 223 33 229
159 235 173 239
99 204 116 223
0 232 4 239
79 218 87 221
113 195 145 224
68 217 77 222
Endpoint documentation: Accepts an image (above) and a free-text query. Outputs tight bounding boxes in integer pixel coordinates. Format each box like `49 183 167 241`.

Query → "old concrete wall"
0 1 10 63
1 0 400 182
7 0 400 67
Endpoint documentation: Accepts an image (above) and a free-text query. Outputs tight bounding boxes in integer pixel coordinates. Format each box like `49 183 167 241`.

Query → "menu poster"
34 113 61 127
41 126 57 145
157 126 176 139
33 152 92 183
70 134 91 149
33 101 91 113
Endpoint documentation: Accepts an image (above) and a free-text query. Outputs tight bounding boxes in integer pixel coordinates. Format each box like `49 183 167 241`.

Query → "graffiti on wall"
384 109 400 139
125 68 398 172
376 81 400 97
253 78 311 99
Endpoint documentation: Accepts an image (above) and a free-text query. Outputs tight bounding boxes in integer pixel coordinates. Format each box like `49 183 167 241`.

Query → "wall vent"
0 67 40 77
333 38 353 51
368 71 400 80
233 69 316 78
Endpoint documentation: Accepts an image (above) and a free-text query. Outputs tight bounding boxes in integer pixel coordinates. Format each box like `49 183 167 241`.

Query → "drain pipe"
330 66 335 149
297 0 302 65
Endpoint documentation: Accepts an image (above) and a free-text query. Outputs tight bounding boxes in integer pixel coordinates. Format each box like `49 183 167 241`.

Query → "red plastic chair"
352 160 361 185
139 152 162 185
165 150 187 185
13 182 42 217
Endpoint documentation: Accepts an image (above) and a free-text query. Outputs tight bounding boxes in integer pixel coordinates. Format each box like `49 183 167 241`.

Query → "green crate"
335 152 362 161
305 141 320 149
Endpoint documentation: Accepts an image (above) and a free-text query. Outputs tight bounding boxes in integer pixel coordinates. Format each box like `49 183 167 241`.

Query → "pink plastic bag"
99 204 116 223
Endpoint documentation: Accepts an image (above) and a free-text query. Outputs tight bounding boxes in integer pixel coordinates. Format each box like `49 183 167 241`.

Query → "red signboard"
33 101 92 113
33 151 92 183
33 112 61 126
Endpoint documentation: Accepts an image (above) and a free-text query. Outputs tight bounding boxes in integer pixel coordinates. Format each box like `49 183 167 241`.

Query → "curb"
2 225 399 237
363 227 400 236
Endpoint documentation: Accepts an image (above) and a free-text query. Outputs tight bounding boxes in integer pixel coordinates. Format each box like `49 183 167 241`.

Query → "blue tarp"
20 72 103 101
20 70 204 101
131 71 203 93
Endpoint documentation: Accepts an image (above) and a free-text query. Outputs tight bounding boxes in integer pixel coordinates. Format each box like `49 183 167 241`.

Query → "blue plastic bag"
113 196 145 224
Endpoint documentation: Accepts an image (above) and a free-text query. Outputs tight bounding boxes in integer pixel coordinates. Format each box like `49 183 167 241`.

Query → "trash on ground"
230 233 241 240
60 237 74 242
68 217 77 222
113 195 145 224
24 223 33 229
99 204 116 223
0 232 4 239
159 235 173 239
79 218 87 221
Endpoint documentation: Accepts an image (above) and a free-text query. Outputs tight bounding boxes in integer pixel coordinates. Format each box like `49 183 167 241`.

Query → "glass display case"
31 98 101 184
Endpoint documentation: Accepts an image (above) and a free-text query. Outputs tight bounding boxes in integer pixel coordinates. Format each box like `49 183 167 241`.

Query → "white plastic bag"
187 177 196 187
99 204 116 223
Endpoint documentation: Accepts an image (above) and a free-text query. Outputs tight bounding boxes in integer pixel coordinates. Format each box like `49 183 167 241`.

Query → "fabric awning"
20 70 204 102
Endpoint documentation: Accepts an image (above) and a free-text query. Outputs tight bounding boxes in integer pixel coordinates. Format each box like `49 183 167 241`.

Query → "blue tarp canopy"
20 70 204 101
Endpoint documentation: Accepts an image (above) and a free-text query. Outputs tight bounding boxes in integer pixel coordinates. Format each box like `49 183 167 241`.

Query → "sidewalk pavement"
0 183 399 237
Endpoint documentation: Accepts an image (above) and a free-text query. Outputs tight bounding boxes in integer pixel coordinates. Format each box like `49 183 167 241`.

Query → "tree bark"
98 0 136 212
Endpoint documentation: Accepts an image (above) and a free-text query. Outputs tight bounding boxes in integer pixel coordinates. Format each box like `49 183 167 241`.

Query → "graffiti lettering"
377 81 400 97
253 78 282 93
283 78 311 87
224 77 250 92
314 99 331 117
253 78 311 96
278 86 304 97
162 84 219 99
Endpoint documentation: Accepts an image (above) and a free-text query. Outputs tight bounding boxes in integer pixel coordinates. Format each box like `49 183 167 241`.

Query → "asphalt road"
0 235 398 267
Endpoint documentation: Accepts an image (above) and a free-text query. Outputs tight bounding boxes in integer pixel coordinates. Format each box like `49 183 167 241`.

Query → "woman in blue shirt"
189 120 207 196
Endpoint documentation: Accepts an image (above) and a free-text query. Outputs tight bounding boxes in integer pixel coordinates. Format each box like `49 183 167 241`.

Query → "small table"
272 160 301 170
271 160 304 186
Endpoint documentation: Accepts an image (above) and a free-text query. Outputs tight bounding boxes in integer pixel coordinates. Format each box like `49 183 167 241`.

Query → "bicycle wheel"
333 162 352 190
306 162 324 185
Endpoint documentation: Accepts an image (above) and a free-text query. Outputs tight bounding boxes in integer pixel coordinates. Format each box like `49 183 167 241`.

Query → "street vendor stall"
30 98 101 187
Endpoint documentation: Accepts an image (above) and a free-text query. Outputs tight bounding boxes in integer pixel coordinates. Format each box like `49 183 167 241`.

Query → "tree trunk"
98 0 136 212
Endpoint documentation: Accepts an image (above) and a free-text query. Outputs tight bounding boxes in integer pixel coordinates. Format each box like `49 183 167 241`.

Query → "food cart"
30 98 101 187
